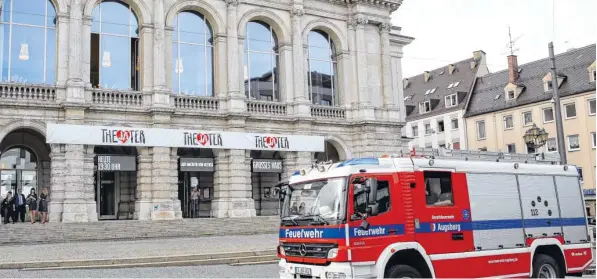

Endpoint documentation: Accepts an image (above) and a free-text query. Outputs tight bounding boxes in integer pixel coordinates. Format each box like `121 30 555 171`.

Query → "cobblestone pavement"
0 263 279 278
0 234 278 264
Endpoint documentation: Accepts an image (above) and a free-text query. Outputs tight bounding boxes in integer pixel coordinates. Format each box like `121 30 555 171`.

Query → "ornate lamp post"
523 123 549 152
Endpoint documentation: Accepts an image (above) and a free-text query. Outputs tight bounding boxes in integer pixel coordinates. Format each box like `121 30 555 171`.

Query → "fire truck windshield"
281 177 346 226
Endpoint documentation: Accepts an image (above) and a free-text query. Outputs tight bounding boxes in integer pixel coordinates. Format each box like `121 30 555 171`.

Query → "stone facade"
0 0 413 222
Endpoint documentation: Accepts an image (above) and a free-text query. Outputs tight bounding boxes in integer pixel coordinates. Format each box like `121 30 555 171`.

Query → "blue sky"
392 0 596 77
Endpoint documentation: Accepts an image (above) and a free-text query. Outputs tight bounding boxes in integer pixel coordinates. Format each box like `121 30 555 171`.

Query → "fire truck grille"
281 243 338 258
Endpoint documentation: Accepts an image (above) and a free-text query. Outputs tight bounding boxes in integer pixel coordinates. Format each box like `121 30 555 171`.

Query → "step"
0 250 277 270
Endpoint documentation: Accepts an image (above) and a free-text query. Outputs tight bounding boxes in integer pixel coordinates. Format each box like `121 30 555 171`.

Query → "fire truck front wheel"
385 264 422 278
531 254 562 278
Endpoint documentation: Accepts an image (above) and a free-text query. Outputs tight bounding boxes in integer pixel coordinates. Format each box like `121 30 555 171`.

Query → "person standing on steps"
14 189 27 222
1 192 15 224
26 189 38 224
38 188 49 224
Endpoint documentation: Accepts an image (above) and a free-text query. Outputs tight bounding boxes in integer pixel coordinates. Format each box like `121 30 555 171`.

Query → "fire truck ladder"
399 148 561 165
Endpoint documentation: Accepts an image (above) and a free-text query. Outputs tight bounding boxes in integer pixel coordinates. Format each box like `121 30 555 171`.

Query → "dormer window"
507 90 515 100
591 69 596 82
545 80 553 91
445 94 457 108
419 101 431 114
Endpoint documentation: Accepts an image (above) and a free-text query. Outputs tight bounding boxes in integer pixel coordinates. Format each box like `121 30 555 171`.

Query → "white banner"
46 124 325 152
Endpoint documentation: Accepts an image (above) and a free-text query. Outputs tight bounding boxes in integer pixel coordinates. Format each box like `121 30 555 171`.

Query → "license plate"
295 267 312 276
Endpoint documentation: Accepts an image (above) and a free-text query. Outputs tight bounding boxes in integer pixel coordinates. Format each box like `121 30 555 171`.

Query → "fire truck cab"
277 150 594 278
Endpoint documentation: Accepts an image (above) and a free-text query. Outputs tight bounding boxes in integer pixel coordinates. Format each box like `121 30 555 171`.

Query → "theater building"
0 0 412 222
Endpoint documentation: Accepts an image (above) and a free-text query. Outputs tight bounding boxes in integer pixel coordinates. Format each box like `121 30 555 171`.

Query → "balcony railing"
173 95 219 112
0 83 56 102
89 88 144 107
247 100 287 116
311 105 346 120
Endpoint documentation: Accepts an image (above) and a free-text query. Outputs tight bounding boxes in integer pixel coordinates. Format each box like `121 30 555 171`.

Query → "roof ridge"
479 43 596 78
405 57 476 80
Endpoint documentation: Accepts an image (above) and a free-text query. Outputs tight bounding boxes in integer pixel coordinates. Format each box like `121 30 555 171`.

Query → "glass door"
20 170 37 197
97 171 117 219
0 170 17 197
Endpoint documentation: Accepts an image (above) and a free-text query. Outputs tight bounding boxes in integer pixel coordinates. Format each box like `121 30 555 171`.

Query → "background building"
465 44 596 217
0 0 413 222
403 51 489 150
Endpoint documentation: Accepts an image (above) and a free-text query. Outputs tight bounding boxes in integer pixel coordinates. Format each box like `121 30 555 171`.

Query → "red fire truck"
277 150 594 278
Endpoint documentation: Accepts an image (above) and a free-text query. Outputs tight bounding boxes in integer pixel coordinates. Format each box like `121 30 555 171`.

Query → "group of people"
1 188 48 224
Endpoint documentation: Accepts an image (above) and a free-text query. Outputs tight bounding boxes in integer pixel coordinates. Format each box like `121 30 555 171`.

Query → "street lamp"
523 124 549 150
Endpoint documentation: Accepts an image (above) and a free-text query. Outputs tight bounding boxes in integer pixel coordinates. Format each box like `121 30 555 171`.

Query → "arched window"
0 0 56 84
307 30 338 106
172 11 213 96
90 1 139 90
244 21 279 101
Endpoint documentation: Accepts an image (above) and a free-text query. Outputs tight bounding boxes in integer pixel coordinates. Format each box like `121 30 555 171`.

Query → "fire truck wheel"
531 253 561 278
385 264 422 278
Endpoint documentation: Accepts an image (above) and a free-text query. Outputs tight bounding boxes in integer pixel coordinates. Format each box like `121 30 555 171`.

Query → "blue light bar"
292 170 300 176
336 157 379 168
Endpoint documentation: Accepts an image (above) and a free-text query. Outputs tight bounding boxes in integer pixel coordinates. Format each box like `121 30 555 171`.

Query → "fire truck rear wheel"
531 253 561 278
385 264 422 278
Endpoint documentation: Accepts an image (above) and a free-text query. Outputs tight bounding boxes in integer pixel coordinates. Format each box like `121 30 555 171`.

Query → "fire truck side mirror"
366 178 378 205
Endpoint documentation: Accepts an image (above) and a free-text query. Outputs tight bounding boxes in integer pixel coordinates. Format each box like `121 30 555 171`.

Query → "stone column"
81 16 93 88
48 144 66 222
83 145 98 221
65 0 85 103
61 144 93 222
212 149 255 218
139 24 155 94
354 15 374 120
135 148 153 220
150 147 178 220
379 22 396 116
347 18 358 108
56 14 70 89
152 0 171 108
224 0 245 113
290 6 310 117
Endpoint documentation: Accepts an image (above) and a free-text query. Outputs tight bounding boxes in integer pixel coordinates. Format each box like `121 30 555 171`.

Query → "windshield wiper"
307 214 329 225
281 216 298 226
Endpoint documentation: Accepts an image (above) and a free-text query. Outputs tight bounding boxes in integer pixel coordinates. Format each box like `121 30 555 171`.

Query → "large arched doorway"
93 146 137 220
177 148 214 218
0 128 50 222
314 141 341 163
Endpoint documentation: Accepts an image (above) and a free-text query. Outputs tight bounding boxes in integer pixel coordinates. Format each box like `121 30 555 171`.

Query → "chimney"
403 78 409 89
473 50 483 61
507 55 519 83
424 71 430 83
448 64 455 75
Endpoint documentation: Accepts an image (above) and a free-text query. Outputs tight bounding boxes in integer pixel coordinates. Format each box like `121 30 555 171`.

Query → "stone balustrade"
247 100 287 116
310 105 346 120
0 83 57 102
88 88 144 107
173 95 220 112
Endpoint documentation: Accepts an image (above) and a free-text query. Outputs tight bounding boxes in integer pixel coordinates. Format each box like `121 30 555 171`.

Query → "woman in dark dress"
1 192 15 224
38 188 48 224
26 189 38 224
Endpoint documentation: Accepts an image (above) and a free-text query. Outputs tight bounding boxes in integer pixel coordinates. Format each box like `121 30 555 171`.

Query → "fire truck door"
413 171 475 255
348 173 404 262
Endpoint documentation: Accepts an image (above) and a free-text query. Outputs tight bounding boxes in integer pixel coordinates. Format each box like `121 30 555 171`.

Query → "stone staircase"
0 217 280 245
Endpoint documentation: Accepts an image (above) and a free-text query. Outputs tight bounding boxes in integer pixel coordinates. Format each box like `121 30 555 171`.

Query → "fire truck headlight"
327 248 338 259
325 272 346 279
278 245 286 256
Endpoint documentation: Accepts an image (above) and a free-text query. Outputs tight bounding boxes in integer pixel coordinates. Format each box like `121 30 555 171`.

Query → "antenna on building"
501 26 522 56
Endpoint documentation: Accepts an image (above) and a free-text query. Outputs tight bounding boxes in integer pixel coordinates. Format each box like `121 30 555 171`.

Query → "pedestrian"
26 189 38 224
14 189 27 222
38 188 49 224
190 187 200 218
1 192 15 224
